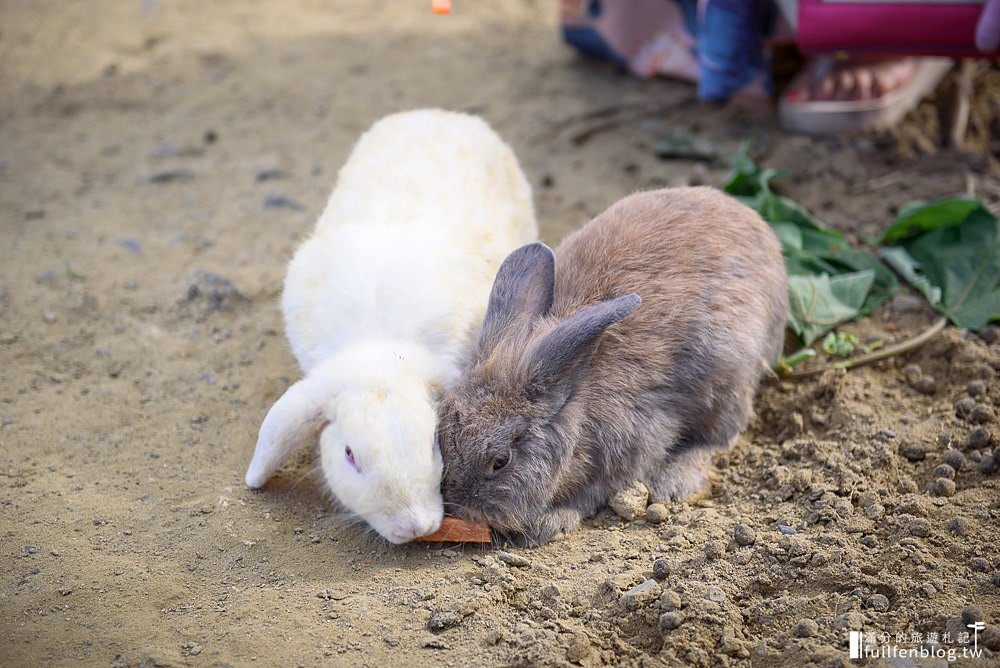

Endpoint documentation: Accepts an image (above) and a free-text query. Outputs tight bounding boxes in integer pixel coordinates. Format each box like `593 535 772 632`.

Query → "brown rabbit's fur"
438 187 788 546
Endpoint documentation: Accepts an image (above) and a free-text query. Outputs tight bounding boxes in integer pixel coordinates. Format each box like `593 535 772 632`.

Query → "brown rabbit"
437 187 788 546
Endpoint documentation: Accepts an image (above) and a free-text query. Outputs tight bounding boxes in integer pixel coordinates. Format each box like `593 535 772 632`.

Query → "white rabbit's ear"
480 242 555 354
245 376 330 488
529 293 641 408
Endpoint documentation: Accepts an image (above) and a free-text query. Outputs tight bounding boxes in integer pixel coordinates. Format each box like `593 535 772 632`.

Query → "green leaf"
787 271 875 345
879 246 941 307
896 210 1000 331
723 141 762 196
821 331 859 357
881 197 992 244
725 145 895 340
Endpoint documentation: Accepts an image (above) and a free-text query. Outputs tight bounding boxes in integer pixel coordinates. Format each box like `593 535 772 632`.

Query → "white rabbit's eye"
345 446 359 472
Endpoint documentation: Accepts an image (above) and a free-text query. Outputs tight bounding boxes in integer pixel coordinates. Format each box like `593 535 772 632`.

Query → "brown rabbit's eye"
490 448 512 473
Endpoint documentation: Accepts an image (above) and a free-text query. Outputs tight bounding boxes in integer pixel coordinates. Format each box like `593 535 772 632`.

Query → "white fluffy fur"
245 109 537 544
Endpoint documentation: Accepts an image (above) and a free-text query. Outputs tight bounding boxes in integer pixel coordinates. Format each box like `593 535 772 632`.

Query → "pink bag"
797 0 997 57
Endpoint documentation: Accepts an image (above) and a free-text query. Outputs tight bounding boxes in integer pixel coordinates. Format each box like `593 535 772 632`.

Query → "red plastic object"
797 1 998 57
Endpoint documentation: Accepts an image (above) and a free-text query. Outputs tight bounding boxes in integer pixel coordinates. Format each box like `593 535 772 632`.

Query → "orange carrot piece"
416 516 491 543
431 0 452 15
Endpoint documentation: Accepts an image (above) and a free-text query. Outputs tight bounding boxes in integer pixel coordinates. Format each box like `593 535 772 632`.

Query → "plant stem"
777 317 948 380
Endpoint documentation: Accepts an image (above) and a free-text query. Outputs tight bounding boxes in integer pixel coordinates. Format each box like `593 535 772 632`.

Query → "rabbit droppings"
437 187 788 546
245 110 537 543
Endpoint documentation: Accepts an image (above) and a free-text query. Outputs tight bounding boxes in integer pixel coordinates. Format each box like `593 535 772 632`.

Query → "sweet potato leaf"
725 145 895 342
885 199 1000 331
879 246 941 308
787 271 875 345
880 197 992 244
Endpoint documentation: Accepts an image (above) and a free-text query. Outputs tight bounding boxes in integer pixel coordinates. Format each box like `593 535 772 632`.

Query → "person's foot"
785 57 919 103
779 56 953 134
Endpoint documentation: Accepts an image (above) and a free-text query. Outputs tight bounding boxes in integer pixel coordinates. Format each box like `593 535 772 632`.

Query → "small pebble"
933 478 956 497
794 618 819 638
652 559 671 580
993 571 1000 588
901 363 922 385
660 612 684 631
932 464 955 480
733 524 757 547
867 594 890 612
967 380 987 397
955 398 976 420
659 590 682 611
316 589 348 601
420 637 450 650
835 611 865 631
118 238 143 255
255 168 286 182
619 579 662 610
969 404 995 424
777 524 797 535
983 627 1000 651
706 586 726 603
864 503 884 520
981 454 998 475
966 428 992 449
148 168 195 184
497 551 531 568
962 605 984 625
909 518 931 537
704 540 727 560
913 376 937 395
900 443 926 462
644 503 668 524
939 450 965 472
263 193 305 211
566 633 591 662
945 516 970 535
968 558 989 572
441 549 458 558
979 325 999 344
427 609 465 631
608 481 649 521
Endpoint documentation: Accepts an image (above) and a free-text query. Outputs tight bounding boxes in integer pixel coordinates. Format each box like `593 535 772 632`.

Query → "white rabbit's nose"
390 508 443 543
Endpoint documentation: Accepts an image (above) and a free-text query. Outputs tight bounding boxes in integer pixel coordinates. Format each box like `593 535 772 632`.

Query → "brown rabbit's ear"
528 293 641 408
479 243 555 354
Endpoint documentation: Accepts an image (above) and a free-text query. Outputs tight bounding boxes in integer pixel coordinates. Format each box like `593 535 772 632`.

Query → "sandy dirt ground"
2 2 1000 666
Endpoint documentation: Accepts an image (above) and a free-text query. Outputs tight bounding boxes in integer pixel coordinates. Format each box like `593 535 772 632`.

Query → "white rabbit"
245 109 537 544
